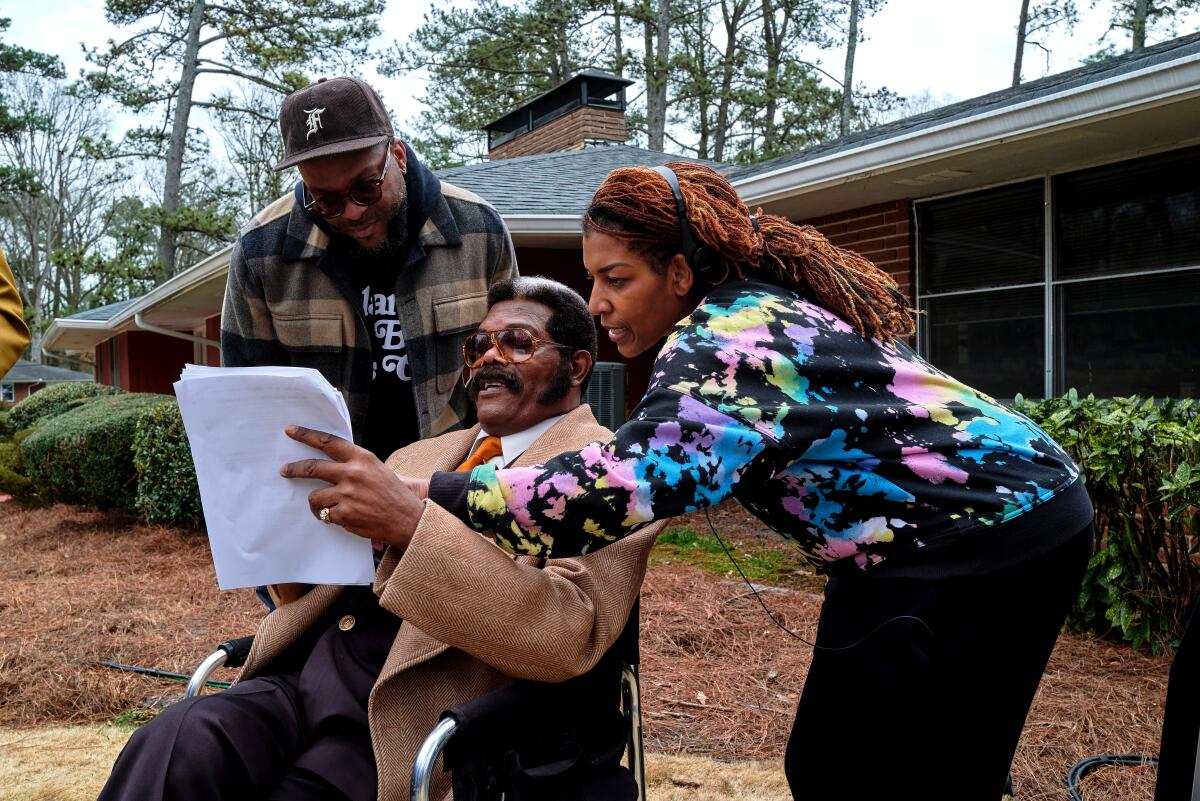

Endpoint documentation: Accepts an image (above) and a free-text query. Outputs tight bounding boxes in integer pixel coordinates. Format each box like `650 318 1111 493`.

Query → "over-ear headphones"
651 165 721 282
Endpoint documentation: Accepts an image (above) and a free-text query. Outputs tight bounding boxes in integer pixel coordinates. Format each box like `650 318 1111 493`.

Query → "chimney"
484 69 634 160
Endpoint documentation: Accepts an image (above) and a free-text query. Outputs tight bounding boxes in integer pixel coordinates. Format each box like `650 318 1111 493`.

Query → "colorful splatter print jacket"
431 279 1092 575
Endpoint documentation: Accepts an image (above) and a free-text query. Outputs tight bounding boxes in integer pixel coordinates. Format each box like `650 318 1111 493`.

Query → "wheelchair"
186 602 647 801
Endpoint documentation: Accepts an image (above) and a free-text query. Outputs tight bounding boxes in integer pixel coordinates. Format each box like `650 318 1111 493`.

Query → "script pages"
174 364 375 590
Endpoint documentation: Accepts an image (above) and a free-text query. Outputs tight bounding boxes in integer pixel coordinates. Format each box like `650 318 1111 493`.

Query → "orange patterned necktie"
456 436 503 472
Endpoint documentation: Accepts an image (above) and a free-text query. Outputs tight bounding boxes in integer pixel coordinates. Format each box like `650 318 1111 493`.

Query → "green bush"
7 381 123 431
1013 391 1200 652
20 392 172 510
0 440 35 499
0 410 37 500
133 401 203 527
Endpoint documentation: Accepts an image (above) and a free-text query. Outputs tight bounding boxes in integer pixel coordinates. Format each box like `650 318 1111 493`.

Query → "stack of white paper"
174 364 375 590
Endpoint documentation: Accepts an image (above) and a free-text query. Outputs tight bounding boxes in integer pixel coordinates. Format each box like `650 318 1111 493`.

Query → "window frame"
914 146 1200 399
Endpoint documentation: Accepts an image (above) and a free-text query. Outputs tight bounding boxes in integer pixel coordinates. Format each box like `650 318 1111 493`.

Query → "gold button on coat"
338 615 355 631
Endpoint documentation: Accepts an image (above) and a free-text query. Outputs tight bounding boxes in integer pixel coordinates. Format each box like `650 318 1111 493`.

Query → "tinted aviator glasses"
462 328 572 368
302 142 392 219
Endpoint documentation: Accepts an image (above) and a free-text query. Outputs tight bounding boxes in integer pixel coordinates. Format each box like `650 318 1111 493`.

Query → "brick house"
2 359 93 405
43 34 1200 414
43 251 228 395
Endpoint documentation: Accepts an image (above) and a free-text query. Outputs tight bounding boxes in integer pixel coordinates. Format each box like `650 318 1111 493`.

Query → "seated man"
97 277 662 801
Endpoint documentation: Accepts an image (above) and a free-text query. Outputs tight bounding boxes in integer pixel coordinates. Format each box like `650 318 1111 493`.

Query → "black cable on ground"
97 660 232 690
1065 754 1158 800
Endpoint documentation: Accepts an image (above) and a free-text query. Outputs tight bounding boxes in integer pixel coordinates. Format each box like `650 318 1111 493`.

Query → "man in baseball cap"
222 77 516 470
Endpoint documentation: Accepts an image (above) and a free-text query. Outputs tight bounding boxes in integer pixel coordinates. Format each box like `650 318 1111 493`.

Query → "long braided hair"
583 161 916 343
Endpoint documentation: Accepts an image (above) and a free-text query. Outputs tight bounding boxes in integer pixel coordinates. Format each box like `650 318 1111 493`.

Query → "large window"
1 383 13 403
916 145 1200 399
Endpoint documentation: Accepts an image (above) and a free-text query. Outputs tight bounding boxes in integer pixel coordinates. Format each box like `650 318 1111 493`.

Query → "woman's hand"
279 425 425 550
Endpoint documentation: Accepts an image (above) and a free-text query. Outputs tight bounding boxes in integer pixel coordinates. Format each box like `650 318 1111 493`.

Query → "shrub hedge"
7 381 123 431
133 400 203 527
20 392 172 510
1014 391 1200 652
0 411 35 500
0 440 34 499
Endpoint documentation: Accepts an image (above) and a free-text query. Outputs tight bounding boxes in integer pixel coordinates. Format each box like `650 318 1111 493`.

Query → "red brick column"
800 200 914 303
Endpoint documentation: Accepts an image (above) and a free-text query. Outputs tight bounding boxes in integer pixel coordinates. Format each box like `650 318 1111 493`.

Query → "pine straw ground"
0 500 1171 800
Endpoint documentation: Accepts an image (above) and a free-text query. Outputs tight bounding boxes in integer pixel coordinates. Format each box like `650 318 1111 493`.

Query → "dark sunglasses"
302 143 392 219
462 327 572 368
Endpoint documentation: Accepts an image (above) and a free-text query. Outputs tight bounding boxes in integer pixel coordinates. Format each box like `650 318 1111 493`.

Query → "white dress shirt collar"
472 413 566 468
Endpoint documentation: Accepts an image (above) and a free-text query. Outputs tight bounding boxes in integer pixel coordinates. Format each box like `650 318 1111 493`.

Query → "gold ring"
319 507 331 524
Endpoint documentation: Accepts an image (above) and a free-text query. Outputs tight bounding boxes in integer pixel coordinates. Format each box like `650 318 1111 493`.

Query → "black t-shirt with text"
353 265 419 461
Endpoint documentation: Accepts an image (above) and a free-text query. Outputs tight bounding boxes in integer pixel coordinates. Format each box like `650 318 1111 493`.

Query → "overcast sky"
5 0 1198 145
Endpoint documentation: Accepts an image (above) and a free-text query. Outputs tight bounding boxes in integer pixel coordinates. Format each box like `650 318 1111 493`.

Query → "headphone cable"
701 509 934 653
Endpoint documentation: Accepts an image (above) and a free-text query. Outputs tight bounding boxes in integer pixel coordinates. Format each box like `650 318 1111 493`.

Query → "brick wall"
490 106 625 160
800 199 914 302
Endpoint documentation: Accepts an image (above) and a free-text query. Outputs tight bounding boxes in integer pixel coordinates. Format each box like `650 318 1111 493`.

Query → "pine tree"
381 0 613 168
1013 0 1078 85
84 0 383 282
1098 0 1198 51
0 18 65 194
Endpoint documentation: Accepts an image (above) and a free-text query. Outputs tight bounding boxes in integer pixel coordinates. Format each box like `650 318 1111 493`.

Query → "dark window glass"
1055 145 1200 279
917 180 1044 294
922 286 1044 399
110 339 121 388
1057 270 1200 398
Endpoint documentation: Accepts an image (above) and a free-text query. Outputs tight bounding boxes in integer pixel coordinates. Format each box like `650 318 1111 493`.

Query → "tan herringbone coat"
239 404 662 801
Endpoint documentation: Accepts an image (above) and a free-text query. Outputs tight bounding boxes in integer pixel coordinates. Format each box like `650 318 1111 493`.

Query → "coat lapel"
373 405 603 686
373 425 481 683
242 584 344 677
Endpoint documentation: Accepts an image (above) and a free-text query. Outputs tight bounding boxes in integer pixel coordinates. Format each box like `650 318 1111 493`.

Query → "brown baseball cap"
273 76 394 171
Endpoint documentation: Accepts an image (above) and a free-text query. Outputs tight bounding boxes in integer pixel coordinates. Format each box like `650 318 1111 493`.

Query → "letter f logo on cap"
273 77 393 171
303 107 326 139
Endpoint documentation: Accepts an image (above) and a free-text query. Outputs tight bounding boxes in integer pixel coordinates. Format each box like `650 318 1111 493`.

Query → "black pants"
96 674 373 801
97 587 392 801
785 525 1092 801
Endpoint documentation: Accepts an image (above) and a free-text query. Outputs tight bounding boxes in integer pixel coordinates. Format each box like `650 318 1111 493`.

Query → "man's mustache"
466 365 523 397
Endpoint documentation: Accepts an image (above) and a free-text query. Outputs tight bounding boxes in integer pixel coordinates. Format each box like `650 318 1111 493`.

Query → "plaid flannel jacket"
221 145 517 442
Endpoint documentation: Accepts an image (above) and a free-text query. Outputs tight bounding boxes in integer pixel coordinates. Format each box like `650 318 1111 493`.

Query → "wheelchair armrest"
218 636 255 668
411 717 459 801
185 636 255 699
412 600 644 801
411 665 647 801
408 682 591 801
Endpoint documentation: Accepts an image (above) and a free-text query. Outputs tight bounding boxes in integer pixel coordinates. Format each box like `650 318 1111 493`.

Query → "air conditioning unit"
584 361 626 431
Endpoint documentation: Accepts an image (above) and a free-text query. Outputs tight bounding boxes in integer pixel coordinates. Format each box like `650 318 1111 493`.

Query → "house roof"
61 298 138 322
731 31 1200 220
730 31 1200 183
437 144 727 217
43 247 232 353
2 359 93 384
